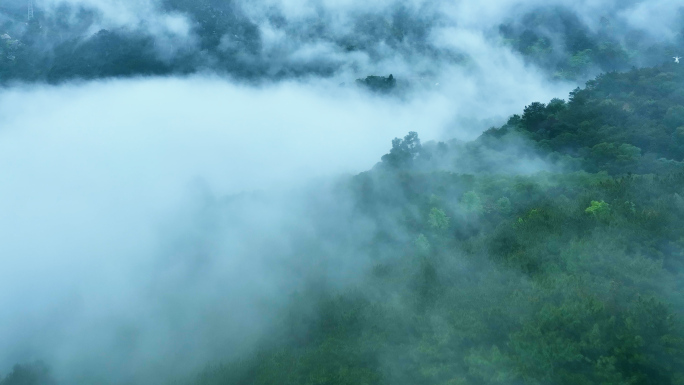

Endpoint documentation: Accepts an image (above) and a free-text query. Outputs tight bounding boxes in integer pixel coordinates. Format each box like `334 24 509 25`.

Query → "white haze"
0 76 441 381
0 72 568 383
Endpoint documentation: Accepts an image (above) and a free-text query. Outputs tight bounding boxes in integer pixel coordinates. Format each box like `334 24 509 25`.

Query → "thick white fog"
0 74 569 383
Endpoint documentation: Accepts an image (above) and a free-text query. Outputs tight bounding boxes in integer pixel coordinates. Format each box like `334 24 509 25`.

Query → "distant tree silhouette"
381 131 421 168
0 362 56 385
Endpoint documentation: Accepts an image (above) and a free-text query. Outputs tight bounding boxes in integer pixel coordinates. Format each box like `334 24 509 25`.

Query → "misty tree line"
0 362 54 385
1 2 683 84
499 7 684 80
168 62 684 385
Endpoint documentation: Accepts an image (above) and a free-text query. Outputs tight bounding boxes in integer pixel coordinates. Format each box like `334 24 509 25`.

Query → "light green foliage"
585 200 610 220
428 208 450 231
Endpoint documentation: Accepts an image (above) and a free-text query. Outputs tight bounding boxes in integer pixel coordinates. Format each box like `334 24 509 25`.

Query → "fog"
0 77 436 382
0 72 566 383
0 0 682 383
3 0 681 83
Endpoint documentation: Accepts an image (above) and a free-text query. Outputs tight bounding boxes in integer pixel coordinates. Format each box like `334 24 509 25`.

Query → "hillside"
175 64 684 385
2 55 684 385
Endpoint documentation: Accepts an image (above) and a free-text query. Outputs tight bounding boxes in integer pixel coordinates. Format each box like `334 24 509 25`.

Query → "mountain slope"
184 64 684 385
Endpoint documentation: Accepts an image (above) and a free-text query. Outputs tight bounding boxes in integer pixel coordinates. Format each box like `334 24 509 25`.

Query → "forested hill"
181 66 684 383
413 61 684 176
4 65 684 385
499 7 684 80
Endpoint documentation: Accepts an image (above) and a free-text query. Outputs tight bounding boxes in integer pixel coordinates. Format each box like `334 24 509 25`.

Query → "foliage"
380 131 422 169
187 65 684 385
427 208 449 231
0 362 56 385
498 6 681 80
4 16 684 384
478 63 684 175
495 197 512 215
585 200 610 220
1 3 679 84
460 191 484 214
355 75 397 93
415 233 431 254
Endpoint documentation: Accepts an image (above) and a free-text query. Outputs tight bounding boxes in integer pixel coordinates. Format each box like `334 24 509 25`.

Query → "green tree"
462 191 484 214
585 200 610 220
664 106 684 130
0 363 56 385
428 208 450 231
521 102 548 131
415 233 431 254
381 131 422 168
496 197 513 215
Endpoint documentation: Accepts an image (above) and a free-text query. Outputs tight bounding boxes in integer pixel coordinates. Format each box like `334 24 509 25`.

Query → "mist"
3 0 683 84
1 0 683 384
0 72 565 383
0 76 442 382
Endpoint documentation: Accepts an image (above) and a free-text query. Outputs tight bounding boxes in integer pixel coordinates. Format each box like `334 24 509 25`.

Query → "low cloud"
0 76 456 383
0 71 572 382
2 0 677 82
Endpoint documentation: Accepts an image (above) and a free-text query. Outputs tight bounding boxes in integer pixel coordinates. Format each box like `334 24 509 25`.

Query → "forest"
1 2 683 84
2 1 684 385
3 56 684 385
173 61 684 385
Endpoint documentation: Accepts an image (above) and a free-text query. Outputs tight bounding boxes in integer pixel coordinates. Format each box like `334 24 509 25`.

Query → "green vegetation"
1 3 679 84
499 7 684 80
0 363 55 385
3 24 684 384
181 64 684 385
356 75 397 93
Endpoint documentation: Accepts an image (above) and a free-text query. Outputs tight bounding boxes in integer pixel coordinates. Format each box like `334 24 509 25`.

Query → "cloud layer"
0 65 572 381
0 76 456 383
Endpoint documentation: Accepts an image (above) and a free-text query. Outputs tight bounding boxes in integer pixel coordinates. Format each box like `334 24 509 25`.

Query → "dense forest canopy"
2 1 684 385
173 61 684 385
